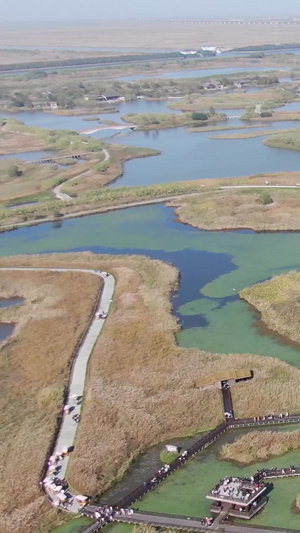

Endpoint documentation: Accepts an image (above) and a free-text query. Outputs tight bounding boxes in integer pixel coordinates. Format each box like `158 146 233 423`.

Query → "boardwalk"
0 266 115 512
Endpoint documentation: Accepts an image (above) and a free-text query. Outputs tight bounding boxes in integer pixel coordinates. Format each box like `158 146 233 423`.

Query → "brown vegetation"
0 269 101 533
169 186 300 231
3 21 300 49
220 430 300 464
2 253 300 518
240 271 300 345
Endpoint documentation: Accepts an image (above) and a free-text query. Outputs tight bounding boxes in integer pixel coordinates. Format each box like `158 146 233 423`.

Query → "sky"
1 0 300 23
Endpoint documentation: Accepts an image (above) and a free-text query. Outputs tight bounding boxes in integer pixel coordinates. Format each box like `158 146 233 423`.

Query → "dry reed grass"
220 430 300 464
241 271 300 344
170 188 300 231
0 269 101 533
2 253 300 509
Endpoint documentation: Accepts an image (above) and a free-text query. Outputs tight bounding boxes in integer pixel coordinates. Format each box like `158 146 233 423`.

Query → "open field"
0 48 123 66
2 255 300 507
3 21 300 49
240 271 300 345
0 269 102 533
220 429 300 464
169 185 300 232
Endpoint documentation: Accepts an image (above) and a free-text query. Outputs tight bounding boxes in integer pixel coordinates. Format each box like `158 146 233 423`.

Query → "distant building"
85 94 125 103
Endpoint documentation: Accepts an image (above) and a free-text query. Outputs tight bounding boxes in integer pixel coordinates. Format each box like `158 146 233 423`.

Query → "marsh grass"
220 430 300 464
170 187 300 232
241 271 300 344
2 254 300 508
0 269 101 533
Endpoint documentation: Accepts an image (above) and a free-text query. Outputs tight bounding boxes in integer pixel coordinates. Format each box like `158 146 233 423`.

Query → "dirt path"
52 148 110 201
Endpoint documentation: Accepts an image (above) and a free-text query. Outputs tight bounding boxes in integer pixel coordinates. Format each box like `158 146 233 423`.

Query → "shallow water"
1 204 300 367
50 517 92 533
108 121 300 186
0 149 56 162
117 66 290 82
0 296 24 308
0 323 14 341
136 423 300 530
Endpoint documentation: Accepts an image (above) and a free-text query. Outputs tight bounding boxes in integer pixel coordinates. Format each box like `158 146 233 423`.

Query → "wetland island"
4 6 300 533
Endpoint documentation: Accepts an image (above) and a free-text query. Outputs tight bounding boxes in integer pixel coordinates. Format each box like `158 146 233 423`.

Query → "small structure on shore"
195 369 253 390
207 476 268 520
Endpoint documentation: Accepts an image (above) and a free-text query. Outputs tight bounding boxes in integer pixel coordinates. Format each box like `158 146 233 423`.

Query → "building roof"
195 369 252 387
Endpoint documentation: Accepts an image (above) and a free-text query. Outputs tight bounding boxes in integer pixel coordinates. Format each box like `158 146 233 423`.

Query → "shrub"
258 191 273 205
8 164 22 177
160 450 180 464
192 112 208 121
261 111 273 118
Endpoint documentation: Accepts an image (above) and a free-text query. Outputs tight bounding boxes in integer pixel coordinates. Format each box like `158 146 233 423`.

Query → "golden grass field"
240 271 300 345
169 185 300 232
2 252 300 531
220 429 300 464
2 21 300 49
0 269 102 533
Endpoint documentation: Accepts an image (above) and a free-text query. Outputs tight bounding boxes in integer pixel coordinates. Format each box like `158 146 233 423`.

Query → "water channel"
5 100 300 186
0 296 24 341
1 204 300 367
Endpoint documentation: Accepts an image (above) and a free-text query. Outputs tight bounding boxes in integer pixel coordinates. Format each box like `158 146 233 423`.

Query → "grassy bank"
265 130 300 151
240 271 300 345
220 430 300 464
169 185 300 232
121 112 226 130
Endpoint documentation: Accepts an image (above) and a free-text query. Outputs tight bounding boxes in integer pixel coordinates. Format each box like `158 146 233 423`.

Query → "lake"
1 204 300 368
7 107 300 186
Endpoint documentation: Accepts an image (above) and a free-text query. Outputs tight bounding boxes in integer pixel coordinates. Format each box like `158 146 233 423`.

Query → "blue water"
108 121 300 186
2 204 300 366
118 67 290 82
0 150 56 162
0 323 15 341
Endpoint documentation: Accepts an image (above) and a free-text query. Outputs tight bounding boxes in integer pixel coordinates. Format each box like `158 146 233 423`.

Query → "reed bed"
241 271 300 344
220 430 300 464
0 270 101 533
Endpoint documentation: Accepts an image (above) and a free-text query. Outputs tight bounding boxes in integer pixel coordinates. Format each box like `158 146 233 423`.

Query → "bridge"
29 151 101 164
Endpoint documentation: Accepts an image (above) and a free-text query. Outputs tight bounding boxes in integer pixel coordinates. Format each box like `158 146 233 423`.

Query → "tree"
192 112 208 121
8 164 22 177
258 191 273 205
209 106 216 116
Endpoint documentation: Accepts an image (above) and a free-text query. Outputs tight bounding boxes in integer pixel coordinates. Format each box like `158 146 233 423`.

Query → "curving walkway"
0 266 115 512
53 148 110 202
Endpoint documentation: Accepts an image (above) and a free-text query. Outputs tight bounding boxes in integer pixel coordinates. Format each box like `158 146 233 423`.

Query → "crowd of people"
253 413 289 422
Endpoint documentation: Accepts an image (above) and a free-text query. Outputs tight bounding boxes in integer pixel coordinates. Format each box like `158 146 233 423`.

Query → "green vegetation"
240 271 300 345
122 111 225 130
265 130 300 151
191 112 208 121
8 164 22 177
169 185 300 232
160 450 180 464
258 191 273 205
220 430 300 464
